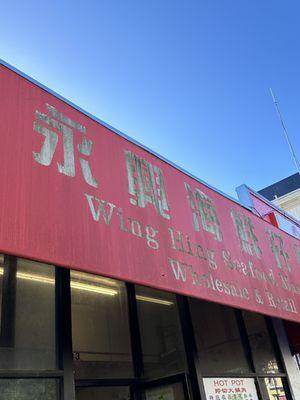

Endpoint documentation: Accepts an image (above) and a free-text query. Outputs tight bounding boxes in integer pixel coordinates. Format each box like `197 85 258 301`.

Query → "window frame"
187 298 293 400
0 255 295 400
0 256 64 398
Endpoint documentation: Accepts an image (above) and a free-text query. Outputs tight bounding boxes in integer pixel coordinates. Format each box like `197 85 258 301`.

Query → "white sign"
203 377 259 400
145 385 175 400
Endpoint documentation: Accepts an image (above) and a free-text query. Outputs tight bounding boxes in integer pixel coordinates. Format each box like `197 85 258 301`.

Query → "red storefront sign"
1 62 300 322
237 185 300 348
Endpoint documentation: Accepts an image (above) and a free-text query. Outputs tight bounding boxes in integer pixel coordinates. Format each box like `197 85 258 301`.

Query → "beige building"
258 173 300 220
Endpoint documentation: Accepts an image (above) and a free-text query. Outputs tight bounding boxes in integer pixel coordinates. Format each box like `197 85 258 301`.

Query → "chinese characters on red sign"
1 63 300 322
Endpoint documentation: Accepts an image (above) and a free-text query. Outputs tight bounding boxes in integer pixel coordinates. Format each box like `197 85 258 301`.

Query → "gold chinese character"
33 104 98 187
266 228 291 272
185 183 222 241
231 209 262 258
125 151 170 219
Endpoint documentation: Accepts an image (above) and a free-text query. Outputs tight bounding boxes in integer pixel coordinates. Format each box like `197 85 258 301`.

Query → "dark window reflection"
0 257 56 370
243 312 281 374
71 271 133 379
0 379 58 400
136 286 187 379
76 386 130 400
142 382 186 400
189 299 251 374
0 255 3 329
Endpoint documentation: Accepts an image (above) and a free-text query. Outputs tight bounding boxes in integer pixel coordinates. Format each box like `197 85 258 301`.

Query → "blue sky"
1 0 300 198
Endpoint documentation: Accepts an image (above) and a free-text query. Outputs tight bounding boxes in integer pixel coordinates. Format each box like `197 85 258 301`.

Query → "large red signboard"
1 63 300 322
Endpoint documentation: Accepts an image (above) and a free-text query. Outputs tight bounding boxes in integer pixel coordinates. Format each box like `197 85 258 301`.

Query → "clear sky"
1 1 300 198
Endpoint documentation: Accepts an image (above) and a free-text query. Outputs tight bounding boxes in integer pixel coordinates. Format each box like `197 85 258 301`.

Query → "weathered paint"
1 63 300 322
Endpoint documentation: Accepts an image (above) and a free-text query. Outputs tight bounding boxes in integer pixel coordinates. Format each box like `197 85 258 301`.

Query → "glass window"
0 257 56 370
243 311 281 374
189 299 251 374
71 271 133 379
0 255 3 324
136 286 187 379
142 382 186 400
0 379 59 400
76 386 130 400
259 377 288 400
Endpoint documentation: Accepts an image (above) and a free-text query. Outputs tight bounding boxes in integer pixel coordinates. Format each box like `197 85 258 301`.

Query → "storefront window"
189 299 251 374
142 382 186 400
0 257 56 370
259 377 288 400
0 255 3 325
0 379 59 400
76 386 130 400
243 311 281 374
135 286 187 379
71 271 133 379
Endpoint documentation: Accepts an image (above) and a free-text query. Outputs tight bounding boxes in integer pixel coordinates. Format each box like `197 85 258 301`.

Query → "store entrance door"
75 374 191 400
134 374 191 400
